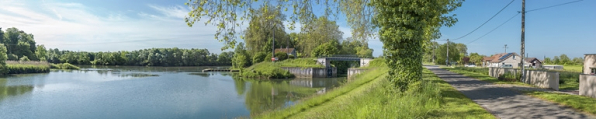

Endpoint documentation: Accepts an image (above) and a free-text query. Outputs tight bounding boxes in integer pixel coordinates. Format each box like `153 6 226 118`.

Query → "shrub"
275 52 288 61
498 72 520 82
264 53 273 62
19 56 30 61
252 52 267 64
50 63 81 70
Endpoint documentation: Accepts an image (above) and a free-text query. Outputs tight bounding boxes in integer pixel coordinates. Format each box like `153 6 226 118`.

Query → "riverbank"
240 58 324 79
254 62 494 118
5 61 50 74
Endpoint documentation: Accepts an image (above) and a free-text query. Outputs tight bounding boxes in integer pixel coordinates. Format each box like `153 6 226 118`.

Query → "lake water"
0 66 346 119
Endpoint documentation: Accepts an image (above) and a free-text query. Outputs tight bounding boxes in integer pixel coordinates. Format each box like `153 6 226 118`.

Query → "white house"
483 52 532 68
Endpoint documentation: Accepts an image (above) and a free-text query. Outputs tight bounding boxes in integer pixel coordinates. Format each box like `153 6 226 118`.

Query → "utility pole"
520 0 526 81
446 39 450 66
504 44 508 53
272 23 276 62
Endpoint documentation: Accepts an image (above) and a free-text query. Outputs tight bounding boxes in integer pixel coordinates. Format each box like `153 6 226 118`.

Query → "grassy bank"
50 63 81 70
240 58 323 79
446 67 596 115
256 64 494 118
7 64 50 74
5 61 51 74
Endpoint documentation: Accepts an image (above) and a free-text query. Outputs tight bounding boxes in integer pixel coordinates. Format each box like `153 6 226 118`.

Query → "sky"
0 0 594 58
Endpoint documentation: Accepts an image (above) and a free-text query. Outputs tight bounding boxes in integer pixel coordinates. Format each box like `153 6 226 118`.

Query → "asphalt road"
425 65 594 119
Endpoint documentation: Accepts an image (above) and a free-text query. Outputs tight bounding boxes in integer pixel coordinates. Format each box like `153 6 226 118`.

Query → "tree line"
1 27 234 66
231 6 373 69
543 54 583 65
422 41 470 65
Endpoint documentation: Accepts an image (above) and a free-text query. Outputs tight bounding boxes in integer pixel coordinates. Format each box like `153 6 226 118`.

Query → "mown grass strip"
446 67 596 116
525 91 596 115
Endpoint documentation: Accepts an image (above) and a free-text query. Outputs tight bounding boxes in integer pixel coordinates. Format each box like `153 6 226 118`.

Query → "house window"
513 55 516 60
592 68 596 75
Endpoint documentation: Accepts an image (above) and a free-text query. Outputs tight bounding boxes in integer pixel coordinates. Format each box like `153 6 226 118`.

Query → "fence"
488 68 559 90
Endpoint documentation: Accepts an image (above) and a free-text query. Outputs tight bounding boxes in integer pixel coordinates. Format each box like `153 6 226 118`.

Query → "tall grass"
50 63 81 70
7 64 50 74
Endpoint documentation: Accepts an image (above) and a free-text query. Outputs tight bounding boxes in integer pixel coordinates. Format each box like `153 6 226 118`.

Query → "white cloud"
0 1 229 53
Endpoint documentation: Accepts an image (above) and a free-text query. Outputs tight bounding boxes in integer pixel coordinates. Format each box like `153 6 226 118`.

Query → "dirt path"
425 65 594 119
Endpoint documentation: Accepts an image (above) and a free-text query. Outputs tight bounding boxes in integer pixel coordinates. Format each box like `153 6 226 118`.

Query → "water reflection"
0 66 347 118
234 76 346 117
0 78 35 102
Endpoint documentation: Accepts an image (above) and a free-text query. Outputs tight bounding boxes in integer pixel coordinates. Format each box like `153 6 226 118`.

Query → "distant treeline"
46 48 233 66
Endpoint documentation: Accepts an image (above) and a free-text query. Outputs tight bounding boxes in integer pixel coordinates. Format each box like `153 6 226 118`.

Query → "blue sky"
0 0 594 58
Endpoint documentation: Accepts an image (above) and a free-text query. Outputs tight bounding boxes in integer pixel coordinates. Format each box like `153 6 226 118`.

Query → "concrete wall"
488 67 559 90
584 54 596 74
580 75 596 98
282 67 337 78
347 68 368 79
360 58 373 67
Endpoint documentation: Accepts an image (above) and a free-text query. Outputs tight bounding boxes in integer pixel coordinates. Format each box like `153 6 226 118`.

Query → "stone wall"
488 67 559 90
282 67 337 78
580 75 596 98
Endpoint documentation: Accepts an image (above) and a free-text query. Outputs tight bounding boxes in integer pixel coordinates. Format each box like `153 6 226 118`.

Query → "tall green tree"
543 57 552 64
243 5 289 55
436 42 462 65
559 54 571 65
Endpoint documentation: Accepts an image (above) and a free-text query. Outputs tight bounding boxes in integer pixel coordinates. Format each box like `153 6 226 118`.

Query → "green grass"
526 91 596 115
50 63 81 70
563 65 583 72
240 58 324 79
255 65 494 119
7 64 50 74
443 67 529 86
445 66 596 115
275 58 324 68
558 71 581 90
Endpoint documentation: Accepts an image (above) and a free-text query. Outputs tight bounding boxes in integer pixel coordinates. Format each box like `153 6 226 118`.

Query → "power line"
526 0 584 13
468 13 520 44
452 0 516 41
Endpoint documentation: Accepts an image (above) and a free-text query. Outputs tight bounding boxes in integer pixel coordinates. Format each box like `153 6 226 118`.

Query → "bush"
19 56 30 61
50 63 81 70
252 52 267 64
7 54 17 60
498 72 520 82
264 53 273 62
275 52 288 61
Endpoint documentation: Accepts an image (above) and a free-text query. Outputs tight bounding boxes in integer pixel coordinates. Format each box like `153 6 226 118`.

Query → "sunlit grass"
255 64 494 119
526 91 596 115
6 63 50 74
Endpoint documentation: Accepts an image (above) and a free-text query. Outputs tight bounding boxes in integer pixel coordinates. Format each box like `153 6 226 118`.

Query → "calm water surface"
0 66 345 119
